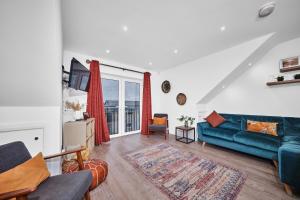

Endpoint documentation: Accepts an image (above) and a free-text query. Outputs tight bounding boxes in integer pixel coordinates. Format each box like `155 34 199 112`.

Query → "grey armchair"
0 141 92 200
148 113 169 140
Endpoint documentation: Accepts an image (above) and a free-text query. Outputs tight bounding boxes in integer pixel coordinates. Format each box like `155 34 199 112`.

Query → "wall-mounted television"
68 58 90 91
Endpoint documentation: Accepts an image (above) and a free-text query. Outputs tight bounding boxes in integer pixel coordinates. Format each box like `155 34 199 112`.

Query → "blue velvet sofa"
197 113 300 191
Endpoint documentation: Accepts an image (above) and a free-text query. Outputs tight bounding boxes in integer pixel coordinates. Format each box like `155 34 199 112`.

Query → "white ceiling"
62 0 300 71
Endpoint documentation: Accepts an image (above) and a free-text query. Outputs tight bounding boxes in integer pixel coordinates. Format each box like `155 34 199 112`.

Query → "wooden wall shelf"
266 79 300 86
280 65 300 72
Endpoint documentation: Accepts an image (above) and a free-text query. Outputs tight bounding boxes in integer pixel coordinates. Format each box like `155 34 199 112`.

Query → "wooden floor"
90 133 299 200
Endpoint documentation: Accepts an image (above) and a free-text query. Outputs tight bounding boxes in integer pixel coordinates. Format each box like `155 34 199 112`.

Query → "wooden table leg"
284 183 293 196
193 128 195 142
85 191 91 200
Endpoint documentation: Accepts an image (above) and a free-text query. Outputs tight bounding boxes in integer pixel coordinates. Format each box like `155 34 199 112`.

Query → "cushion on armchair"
149 124 167 131
0 152 50 195
0 141 31 173
153 117 167 125
28 170 92 200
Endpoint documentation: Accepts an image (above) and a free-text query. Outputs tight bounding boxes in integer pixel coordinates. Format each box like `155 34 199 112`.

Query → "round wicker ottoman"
62 159 108 190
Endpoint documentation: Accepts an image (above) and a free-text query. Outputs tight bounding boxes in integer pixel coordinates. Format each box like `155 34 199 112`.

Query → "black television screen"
68 58 90 91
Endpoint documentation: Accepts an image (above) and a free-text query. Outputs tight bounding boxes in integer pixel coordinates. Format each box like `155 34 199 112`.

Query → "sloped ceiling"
62 0 300 71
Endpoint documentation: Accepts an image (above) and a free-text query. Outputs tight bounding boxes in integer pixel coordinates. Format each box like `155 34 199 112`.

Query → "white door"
101 75 142 137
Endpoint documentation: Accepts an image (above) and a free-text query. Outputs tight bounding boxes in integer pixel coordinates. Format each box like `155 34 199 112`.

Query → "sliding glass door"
102 75 142 137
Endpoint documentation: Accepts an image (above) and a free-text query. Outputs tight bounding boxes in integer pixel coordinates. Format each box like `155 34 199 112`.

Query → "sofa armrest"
278 143 300 189
197 122 210 141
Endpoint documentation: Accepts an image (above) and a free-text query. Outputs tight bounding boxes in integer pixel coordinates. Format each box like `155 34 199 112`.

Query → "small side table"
175 126 195 144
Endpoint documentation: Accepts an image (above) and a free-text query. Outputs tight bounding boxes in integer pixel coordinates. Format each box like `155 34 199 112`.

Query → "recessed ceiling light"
220 25 226 32
148 62 153 66
105 49 110 54
173 49 179 54
222 85 225 89
122 25 128 32
248 62 252 66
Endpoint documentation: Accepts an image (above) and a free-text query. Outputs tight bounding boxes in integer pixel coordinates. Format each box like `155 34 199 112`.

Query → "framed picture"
280 56 300 72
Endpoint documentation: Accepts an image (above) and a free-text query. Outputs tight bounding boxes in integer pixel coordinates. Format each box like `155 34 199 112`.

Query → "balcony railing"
104 106 140 135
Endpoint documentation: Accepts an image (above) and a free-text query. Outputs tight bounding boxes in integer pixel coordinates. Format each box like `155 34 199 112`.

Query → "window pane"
125 81 140 132
102 78 119 135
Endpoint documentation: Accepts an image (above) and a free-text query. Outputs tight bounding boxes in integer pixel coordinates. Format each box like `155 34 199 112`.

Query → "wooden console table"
63 118 95 151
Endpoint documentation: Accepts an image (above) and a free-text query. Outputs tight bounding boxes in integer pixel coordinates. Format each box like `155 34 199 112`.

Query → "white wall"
0 107 61 155
156 36 271 133
0 0 62 155
208 37 300 117
62 50 161 123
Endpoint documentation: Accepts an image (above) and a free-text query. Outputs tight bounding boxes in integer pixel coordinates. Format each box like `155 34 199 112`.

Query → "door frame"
101 73 143 138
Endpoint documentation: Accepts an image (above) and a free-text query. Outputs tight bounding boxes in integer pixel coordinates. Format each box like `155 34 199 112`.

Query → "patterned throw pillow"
153 117 167 125
246 120 278 136
204 111 225 127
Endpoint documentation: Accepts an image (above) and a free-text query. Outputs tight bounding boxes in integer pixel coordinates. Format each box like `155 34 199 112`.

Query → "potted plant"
177 115 195 127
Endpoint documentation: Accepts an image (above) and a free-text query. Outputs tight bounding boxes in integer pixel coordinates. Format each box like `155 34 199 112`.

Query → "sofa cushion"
28 170 92 200
218 121 241 131
234 131 281 152
219 114 242 131
282 136 300 146
202 127 238 141
284 117 300 136
149 124 166 131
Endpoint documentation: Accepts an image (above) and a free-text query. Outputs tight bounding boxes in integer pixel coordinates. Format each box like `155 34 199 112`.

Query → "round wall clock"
161 80 171 93
176 93 187 105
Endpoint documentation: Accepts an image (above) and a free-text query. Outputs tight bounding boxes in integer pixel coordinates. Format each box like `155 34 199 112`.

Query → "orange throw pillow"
205 111 225 127
153 117 166 125
247 120 278 136
0 152 50 194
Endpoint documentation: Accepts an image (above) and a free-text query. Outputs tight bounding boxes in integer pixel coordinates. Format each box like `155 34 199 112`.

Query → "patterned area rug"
124 143 246 200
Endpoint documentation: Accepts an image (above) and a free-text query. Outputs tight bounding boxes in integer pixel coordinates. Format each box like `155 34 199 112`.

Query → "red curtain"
141 72 152 135
87 60 110 145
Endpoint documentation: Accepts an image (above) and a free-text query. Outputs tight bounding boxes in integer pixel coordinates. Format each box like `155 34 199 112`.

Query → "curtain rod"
86 59 144 74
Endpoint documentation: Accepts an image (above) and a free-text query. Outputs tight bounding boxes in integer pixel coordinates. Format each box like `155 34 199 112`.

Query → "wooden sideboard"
63 118 95 151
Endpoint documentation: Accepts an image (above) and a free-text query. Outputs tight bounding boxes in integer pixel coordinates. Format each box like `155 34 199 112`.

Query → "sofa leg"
202 142 206 148
283 183 293 196
85 191 91 200
272 160 278 177
272 160 278 169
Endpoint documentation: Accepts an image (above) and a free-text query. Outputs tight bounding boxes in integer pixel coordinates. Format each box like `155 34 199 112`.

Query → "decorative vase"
184 121 189 127
75 111 82 120
277 76 284 81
